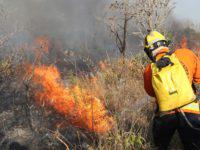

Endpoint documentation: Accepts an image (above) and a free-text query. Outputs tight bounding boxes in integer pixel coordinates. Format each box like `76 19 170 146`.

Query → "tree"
105 0 135 58
132 0 175 39
105 0 174 58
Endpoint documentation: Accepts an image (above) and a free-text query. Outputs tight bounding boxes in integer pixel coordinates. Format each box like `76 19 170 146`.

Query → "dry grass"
75 57 154 149
0 52 154 150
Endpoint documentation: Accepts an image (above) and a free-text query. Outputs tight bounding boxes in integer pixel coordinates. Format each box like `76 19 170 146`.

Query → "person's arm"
143 64 156 97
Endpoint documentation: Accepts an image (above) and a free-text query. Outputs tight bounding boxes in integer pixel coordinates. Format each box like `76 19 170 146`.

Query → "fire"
90 76 98 85
178 35 200 58
34 36 50 53
99 61 106 71
180 36 188 49
31 65 114 133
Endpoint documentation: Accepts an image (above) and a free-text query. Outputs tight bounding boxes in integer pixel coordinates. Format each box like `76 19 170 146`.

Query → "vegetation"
0 0 199 150
0 51 154 149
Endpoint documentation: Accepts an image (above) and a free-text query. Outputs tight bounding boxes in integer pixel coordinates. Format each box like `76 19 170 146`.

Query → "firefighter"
143 31 200 150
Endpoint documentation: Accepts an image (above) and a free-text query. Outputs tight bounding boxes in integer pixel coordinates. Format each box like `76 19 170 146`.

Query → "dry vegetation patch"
0 53 154 150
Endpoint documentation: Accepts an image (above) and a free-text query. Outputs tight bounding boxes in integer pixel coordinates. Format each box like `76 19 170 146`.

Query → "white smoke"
1 0 110 50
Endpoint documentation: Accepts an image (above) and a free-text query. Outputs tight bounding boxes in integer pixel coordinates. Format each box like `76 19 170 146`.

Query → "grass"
0 51 155 149
75 57 154 149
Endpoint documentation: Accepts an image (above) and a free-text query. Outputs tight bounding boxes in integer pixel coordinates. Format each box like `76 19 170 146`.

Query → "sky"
174 0 200 24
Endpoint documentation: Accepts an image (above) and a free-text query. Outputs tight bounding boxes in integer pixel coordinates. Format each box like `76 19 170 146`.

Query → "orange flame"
90 76 98 85
34 36 50 53
31 65 114 133
180 36 188 49
99 61 106 71
29 36 51 64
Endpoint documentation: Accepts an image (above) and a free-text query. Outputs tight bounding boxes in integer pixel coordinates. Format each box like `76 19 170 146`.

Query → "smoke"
2 0 110 50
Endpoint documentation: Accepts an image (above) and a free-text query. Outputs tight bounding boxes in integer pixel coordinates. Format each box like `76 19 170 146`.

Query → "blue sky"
174 0 200 23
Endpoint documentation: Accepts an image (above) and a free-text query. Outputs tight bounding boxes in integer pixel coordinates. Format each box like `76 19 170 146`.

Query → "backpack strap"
154 49 176 70
155 52 175 70
165 49 176 56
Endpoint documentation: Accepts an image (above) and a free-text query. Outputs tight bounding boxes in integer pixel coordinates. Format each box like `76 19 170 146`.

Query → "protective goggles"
147 40 169 52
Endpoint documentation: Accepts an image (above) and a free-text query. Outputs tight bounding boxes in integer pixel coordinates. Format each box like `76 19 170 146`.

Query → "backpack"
151 54 196 112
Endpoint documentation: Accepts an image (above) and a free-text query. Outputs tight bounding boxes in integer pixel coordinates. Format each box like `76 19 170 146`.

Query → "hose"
179 109 200 131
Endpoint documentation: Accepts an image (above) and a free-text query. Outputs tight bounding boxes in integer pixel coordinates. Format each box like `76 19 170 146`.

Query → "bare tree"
105 0 174 58
105 0 135 58
132 0 175 39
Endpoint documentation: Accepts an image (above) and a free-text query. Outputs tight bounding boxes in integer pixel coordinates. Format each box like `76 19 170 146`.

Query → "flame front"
31 65 114 133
